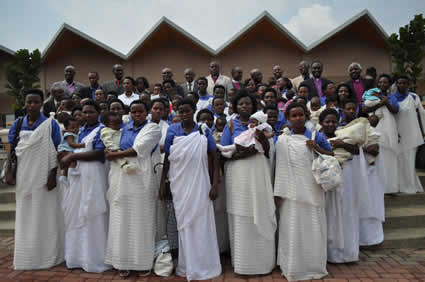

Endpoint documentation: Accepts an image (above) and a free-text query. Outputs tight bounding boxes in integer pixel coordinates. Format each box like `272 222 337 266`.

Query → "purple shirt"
314 78 323 97
353 80 364 103
63 80 76 95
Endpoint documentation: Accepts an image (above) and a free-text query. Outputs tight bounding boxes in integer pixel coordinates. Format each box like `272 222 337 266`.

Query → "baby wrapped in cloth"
329 117 371 167
100 127 136 173
217 111 273 158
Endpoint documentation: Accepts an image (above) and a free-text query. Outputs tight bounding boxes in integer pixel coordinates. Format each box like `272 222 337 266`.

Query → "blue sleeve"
92 127 105 152
205 129 217 153
51 120 62 147
8 119 17 144
220 125 232 146
389 95 399 112
315 132 332 152
164 126 176 154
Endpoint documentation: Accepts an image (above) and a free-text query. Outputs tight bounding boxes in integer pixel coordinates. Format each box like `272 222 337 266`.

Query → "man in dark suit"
302 61 331 100
343 62 367 103
102 64 125 95
231 66 243 91
180 68 197 96
162 67 184 97
79 71 102 99
43 85 65 117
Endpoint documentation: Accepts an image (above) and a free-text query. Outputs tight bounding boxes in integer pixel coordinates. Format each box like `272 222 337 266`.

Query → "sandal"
119 270 131 278
138 270 151 277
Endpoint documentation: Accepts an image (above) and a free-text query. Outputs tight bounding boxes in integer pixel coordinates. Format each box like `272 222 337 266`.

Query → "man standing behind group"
162 67 184 97
103 64 125 95
52 65 85 98
272 65 283 80
231 66 243 91
344 62 367 103
302 61 331 99
180 68 197 96
207 61 232 95
291 61 311 90
80 72 102 99
250 68 263 85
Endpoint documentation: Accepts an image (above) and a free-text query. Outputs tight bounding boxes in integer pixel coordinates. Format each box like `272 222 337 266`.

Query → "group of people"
5 59 425 281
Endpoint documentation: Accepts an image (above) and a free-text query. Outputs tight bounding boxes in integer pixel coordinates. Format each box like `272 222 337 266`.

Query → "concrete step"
384 205 425 229
380 227 425 249
0 202 15 221
384 193 425 207
0 186 15 204
0 219 14 237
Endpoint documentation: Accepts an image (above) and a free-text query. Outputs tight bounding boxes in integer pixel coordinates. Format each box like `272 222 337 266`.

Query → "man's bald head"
162 67 173 81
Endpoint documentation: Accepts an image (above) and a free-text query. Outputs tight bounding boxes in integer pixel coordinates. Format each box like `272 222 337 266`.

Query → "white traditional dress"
13 116 64 270
274 129 328 281
394 92 425 193
221 117 276 275
372 95 400 193
105 122 161 270
359 127 385 246
327 119 369 263
62 124 111 273
166 124 221 281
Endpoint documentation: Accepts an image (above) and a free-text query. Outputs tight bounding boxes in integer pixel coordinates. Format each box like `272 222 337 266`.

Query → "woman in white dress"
275 102 332 281
220 90 276 275
7 89 64 270
104 100 161 277
159 98 222 281
361 74 399 194
60 100 111 273
393 75 425 193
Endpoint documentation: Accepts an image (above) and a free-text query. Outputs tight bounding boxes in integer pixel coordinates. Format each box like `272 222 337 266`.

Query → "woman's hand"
46 168 57 191
233 144 257 160
209 183 219 201
330 139 345 148
364 144 379 156
60 153 74 168
104 150 120 161
5 163 15 185
306 139 318 150
274 196 283 207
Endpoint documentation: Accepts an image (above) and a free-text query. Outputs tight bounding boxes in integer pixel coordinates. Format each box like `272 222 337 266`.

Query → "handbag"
6 117 24 184
153 240 173 277
311 131 343 191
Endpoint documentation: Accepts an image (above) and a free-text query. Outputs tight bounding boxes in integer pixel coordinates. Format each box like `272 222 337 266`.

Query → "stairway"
0 184 15 237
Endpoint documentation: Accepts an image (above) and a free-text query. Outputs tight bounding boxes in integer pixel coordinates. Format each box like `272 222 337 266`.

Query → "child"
100 112 135 174
58 117 85 177
196 108 214 130
308 96 323 126
213 116 227 144
362 88 385 119
211 97 226 119
217 111 274 158
94 89 105 102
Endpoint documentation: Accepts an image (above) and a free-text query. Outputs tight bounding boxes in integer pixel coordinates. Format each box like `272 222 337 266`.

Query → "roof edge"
41 23 127 60
215 11 308 55
126 16 215 58
307 9 389 51
0 45 16 56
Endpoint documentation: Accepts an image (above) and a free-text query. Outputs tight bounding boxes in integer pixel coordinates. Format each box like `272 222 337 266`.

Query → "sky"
0 0 424 55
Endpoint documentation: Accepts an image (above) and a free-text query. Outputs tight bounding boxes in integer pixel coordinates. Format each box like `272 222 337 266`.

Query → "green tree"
3 49 42 111
388 14 425 92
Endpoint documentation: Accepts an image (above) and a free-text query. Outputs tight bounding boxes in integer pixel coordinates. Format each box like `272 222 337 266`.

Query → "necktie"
188 82 192 92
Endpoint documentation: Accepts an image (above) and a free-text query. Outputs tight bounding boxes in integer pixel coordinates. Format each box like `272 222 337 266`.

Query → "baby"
362 88 385 119
58 117 85 176
217 111 274 158
213 116 227 144
308 96 324 126
363 115 381 165
100 112 136 174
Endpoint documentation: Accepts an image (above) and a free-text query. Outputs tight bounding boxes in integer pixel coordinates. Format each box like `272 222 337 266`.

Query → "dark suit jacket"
232 81 244 91
302 77 332 100
42 97 58 117
180 81 198 96
343 78 368 102
102 80 124 95
79 86 101 99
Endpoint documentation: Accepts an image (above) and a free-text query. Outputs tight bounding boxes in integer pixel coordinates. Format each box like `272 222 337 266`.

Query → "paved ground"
1 236 425 281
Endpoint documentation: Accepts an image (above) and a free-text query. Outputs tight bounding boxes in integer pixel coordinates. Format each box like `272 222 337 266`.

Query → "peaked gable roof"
307 9 389 51
127 17 215 58
215 11 308 55
0 45 15 56
42 23 126 60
